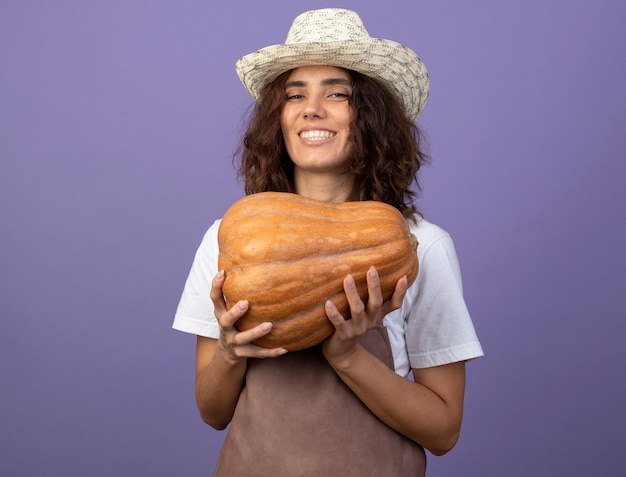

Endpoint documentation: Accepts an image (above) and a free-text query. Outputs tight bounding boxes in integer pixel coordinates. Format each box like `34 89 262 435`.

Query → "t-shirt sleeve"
405 228 484 369
172 220 221 338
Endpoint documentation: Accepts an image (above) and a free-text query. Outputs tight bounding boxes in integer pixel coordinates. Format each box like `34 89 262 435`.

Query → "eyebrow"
285 78 352 88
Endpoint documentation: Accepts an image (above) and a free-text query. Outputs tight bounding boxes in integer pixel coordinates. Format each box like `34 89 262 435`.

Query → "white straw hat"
235 8 429 121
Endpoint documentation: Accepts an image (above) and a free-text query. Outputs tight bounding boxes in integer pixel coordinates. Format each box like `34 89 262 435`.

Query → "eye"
285 88 305 101
328 90 351 101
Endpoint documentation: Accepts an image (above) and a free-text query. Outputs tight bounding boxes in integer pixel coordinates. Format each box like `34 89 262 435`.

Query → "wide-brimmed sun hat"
235 8 429 121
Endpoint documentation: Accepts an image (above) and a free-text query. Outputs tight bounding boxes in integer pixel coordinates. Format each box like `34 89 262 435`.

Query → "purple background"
1 1 625 476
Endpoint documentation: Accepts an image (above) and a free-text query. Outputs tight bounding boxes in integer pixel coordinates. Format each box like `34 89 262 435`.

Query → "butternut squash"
218 192 419 351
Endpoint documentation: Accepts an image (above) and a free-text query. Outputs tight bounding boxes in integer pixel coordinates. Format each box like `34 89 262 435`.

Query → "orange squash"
217 192 419 351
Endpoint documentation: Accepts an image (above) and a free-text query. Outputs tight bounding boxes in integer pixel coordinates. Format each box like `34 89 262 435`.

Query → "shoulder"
409 218 456 262
410 218 449 243
203 218 222 242
405 217 465 296
194 219 222 255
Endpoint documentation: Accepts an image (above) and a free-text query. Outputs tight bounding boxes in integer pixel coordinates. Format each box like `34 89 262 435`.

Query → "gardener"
174 8 483 476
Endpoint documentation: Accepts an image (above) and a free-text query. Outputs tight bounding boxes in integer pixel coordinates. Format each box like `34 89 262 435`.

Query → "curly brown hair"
235 68 430 219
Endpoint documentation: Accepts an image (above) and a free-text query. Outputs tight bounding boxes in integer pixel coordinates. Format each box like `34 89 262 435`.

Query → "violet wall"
1 1 624 476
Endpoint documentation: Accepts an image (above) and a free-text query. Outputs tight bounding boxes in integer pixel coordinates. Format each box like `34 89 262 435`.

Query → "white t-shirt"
173 217 483 377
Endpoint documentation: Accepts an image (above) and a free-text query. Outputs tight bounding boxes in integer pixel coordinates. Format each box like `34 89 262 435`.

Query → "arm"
326 346 465 455
323 267 466 455
195 335 245 430
195 271 287 429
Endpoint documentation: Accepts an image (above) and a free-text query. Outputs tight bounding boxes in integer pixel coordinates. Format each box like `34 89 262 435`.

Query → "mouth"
299 130 336 141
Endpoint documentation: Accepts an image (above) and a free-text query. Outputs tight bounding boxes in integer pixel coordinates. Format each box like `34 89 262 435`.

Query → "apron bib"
214 324 426 476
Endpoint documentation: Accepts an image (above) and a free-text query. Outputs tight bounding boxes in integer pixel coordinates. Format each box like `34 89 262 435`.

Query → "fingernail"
215 270 225 280
346 274 355 288
261 322 272 332
369 266 378 279
238 300 249 311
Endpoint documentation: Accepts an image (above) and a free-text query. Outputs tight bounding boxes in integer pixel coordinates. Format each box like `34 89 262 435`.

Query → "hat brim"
236 38 429 121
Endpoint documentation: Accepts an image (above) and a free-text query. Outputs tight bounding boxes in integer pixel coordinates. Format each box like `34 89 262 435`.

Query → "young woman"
174 9 483 476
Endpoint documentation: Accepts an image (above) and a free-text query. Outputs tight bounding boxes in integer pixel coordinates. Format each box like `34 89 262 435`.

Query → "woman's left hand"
322 266 408 365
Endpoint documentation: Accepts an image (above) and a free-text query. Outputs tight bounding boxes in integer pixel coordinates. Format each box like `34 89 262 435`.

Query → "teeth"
299 130 335 141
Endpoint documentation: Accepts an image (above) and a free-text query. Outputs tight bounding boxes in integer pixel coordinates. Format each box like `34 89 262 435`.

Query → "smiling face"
280 65 354 199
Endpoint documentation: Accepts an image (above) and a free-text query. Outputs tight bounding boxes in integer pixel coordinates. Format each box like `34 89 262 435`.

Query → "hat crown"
285 9 371 44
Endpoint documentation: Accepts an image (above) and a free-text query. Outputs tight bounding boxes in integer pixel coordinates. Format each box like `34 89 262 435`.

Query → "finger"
366 266 383 313
325 299 347 328
365 266 383 312
233 343 288 359
219 299 249 330
380 275 409 316
254 346 289 359
229 320 272 346
343 274 365 317
210 270 228 315
391 275 409 307
232 322 289 358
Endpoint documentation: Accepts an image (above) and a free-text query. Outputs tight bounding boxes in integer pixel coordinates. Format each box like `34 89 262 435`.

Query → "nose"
302 95 325 119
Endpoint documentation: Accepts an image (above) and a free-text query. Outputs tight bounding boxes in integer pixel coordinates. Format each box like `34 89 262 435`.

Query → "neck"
294 171 354 203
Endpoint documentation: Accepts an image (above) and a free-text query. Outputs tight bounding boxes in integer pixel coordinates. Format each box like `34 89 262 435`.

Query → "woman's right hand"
196 271 287 428
211 270 288 360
